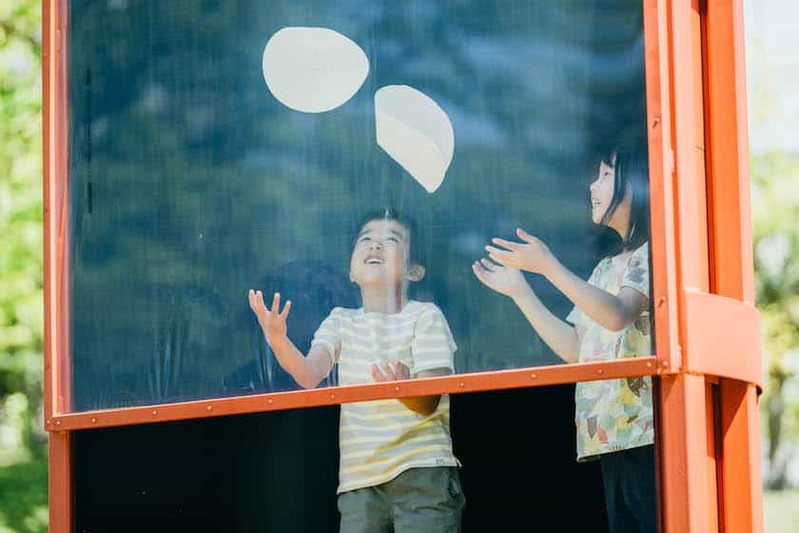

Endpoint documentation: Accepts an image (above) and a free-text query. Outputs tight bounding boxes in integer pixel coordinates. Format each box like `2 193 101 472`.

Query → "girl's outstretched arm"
544 263 647 332
485 228 647 332
472 259 580 363
248 290 333 389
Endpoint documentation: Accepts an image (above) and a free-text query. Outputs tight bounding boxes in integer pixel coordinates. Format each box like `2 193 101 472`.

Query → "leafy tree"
0 0 44 460
752 150 799 489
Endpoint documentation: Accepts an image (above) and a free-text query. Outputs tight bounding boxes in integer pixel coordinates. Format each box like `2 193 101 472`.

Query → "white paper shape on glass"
262 27 369 113
374 85 454 193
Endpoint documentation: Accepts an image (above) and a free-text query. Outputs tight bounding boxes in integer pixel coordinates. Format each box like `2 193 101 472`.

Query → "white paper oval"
375 85 455 193
262 27 370 113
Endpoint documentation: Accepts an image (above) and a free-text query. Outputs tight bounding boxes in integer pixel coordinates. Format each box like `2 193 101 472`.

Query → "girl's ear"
407 264 426 282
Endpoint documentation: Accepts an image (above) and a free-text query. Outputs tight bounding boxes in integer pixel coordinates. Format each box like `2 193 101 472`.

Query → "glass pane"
68 0 652 411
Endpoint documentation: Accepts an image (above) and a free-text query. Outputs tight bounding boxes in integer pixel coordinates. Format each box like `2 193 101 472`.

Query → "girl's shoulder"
606 241 649 266
591 255 615 276
627 241 650 264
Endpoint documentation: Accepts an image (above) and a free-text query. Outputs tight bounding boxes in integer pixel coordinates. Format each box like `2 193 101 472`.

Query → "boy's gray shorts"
338 466 465 533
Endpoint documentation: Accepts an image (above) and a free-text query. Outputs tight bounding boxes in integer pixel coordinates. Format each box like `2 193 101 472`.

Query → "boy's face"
350 219 422 288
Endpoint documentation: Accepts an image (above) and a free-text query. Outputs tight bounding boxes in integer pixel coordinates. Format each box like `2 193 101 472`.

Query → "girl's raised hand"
248 290 292 342
485 228 558 277
472 258 530 300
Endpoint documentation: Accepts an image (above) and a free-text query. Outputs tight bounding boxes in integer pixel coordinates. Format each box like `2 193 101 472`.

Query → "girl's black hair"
351 208 423 266
597 147 650 252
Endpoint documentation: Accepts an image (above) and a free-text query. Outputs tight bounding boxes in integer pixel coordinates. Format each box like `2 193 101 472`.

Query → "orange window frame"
44 1 764 532
43 0 670 432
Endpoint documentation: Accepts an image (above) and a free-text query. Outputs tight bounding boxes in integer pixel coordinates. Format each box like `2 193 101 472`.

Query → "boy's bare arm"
248 290 333 389
404 367 451 416
371 363 451 416
269 338 334 389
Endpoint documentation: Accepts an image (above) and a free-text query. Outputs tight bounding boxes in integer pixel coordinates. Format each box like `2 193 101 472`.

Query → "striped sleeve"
310 307 342 364
410 304 456 374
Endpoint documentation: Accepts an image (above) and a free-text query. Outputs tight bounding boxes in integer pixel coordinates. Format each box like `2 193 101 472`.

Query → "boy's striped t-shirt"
311 300 459 494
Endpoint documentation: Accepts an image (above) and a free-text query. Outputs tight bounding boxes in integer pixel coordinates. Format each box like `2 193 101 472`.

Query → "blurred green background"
1 0 797 531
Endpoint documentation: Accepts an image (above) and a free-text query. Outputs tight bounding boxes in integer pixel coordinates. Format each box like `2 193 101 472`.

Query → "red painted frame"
43 1 764 531
41 0 673 436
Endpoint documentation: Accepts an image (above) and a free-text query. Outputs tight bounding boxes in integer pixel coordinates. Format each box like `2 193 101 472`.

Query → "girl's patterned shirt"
566 243 654 461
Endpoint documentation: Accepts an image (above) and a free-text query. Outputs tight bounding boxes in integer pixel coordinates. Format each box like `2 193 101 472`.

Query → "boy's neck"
360 285 408 314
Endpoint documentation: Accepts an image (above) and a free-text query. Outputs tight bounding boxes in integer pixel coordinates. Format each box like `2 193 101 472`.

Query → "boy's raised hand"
248 290 292 342
484 228 558 277
472 258 530 299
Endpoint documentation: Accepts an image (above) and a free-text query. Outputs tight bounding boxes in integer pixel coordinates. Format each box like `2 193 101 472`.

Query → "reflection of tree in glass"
66 0 649 409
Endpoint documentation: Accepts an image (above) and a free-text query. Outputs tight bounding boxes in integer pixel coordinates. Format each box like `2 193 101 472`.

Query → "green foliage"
0 455 48 533
0 0 45 459
0 2 48 531
752 151 799 392
751 150 799 488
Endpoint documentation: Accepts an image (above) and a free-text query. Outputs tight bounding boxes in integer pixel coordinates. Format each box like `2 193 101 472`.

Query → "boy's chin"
354 275 403 289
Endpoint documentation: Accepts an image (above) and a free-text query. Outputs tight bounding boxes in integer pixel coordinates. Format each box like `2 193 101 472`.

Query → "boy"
248 208 464 532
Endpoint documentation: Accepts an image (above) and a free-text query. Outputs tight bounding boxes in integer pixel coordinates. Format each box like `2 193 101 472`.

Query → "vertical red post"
43 0 73 530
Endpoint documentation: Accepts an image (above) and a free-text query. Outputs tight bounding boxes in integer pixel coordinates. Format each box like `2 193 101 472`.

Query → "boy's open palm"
485 228 557 276
472 258 529 299
370 360 411 382
248 290 292 342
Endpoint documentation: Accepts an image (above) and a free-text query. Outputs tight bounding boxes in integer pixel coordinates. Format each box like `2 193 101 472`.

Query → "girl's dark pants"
599 444 658 533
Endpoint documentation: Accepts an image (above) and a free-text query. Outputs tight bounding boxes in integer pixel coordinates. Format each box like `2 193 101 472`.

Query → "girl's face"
590 160 616 224
590 159 631 236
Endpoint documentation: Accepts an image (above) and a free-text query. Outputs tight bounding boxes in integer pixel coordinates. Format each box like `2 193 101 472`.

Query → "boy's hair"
596 146 650 251
352 208 423 266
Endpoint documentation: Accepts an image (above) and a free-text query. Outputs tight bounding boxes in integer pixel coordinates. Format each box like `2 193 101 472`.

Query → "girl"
472 149 656 533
